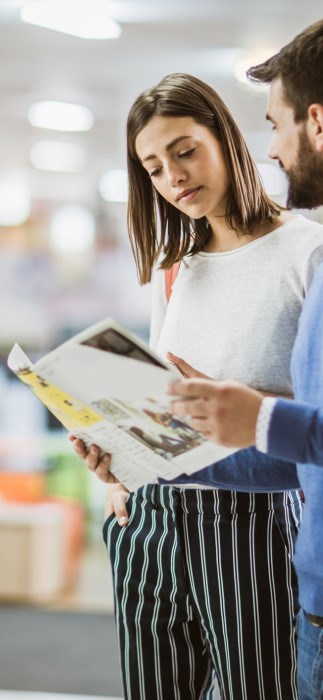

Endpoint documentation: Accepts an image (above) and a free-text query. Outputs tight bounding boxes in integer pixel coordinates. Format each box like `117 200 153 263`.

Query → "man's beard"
284 127 323 209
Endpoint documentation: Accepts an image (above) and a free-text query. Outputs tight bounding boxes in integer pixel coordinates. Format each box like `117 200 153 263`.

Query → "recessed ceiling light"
50 205 95 253
20 0 121 40
30 140 86 172
0 170 31 227
99 169 128 203
28 101 94 132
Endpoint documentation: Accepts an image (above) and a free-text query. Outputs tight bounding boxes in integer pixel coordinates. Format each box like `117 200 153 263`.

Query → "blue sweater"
268 262 323 616
159 448 299 492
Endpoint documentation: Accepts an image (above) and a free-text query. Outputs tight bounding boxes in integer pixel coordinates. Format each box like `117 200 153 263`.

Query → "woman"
70 74 323 700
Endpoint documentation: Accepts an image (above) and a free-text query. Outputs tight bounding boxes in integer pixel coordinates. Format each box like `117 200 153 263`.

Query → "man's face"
266 77 323 208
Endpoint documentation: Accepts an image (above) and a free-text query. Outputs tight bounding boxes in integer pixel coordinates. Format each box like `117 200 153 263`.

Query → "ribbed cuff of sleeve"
268 398 317 463
256 397 278 453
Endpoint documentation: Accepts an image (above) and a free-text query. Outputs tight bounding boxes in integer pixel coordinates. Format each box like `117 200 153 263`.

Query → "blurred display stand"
0 501 66 601
0 471 85 604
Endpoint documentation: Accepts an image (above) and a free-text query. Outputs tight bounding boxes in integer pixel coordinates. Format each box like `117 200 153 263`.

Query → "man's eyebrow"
265 112 274 123
142 135 191 163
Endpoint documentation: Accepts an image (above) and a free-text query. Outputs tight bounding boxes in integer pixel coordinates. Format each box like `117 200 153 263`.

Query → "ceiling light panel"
99 169 128 203
0 170 31 227
49 205 95 253
28 101 94 132
20 0 121 39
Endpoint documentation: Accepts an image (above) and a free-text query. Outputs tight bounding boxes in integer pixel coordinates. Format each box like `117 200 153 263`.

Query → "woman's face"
135 115 231 220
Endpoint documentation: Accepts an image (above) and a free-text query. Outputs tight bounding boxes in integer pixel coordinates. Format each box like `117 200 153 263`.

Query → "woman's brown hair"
127 73 282 284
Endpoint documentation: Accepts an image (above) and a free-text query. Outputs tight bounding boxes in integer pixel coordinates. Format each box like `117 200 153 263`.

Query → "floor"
0 694 122 700
0 542 220 700
0 542 121 699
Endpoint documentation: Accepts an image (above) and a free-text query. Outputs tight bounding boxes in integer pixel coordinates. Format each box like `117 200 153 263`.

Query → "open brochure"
7 318 236 491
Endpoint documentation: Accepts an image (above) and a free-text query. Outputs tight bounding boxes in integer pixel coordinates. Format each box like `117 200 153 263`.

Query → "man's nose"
267 137 278 160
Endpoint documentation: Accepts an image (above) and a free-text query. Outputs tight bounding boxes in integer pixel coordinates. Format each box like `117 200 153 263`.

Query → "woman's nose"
166 163 186 186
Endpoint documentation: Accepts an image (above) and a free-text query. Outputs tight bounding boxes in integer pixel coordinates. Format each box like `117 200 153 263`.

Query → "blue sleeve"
268 398 323 466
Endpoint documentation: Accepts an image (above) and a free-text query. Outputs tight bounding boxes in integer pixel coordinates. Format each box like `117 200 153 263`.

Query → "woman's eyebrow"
142 135 191 163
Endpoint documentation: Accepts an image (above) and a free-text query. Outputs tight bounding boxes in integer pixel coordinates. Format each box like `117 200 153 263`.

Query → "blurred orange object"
0 471 45 502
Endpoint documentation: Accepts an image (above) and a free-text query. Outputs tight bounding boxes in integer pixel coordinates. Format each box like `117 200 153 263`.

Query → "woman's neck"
203 210 293 253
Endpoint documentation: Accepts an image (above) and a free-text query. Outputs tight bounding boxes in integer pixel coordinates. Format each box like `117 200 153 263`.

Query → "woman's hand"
68 435 130 526
68 434 118 484
105 482 130 526
166 352 211 380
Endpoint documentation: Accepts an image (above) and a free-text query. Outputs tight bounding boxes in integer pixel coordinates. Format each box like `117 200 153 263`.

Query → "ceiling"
1 0 322 210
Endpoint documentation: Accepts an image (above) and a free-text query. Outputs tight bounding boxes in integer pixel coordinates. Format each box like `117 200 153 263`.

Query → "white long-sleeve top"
150 215 323 396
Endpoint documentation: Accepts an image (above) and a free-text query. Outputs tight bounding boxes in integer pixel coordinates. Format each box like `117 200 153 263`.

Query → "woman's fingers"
166 352 211 379
85 445 101 470
68 434 113 483
69 435 88 459
105 484 130 526
93 456 117 484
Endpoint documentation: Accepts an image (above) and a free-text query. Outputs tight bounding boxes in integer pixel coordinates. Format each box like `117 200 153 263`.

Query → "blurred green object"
44 447 105 540
45 451 90 506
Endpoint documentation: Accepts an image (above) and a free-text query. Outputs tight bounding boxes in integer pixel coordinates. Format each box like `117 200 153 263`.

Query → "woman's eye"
149 168 161 177
179 148 195 158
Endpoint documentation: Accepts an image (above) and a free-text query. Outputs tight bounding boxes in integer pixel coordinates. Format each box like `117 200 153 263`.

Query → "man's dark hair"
247 20 323 122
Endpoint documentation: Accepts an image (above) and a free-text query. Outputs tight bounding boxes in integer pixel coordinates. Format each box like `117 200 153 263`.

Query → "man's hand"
168 379 264 448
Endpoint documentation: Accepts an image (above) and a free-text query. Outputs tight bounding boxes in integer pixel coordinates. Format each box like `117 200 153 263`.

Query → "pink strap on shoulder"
165 262 180 303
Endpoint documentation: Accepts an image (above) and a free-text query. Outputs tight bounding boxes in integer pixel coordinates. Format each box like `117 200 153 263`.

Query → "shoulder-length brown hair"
127 73 281 284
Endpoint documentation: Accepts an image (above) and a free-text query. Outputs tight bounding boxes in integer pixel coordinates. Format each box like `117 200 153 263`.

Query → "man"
168 19 323 700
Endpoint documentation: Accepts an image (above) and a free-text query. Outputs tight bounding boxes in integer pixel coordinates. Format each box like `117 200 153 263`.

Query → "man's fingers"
169 397 209 417
188 418 212 434
168 378 217 398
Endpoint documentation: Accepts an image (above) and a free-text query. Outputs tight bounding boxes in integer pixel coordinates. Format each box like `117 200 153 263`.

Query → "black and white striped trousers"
103 485 302 700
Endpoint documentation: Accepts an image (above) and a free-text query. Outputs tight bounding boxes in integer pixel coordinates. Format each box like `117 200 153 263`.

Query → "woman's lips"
176 187 201 202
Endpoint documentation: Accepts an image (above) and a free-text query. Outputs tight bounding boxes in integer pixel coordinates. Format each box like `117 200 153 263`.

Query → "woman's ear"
308 104 323 152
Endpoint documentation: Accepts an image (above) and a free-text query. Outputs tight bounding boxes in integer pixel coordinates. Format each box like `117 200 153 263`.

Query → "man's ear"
308 104 323 152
